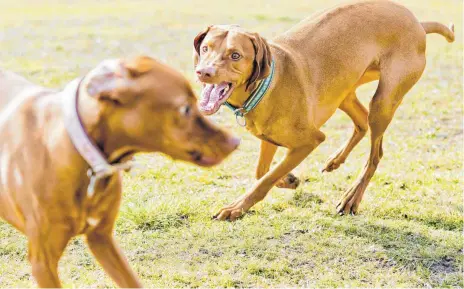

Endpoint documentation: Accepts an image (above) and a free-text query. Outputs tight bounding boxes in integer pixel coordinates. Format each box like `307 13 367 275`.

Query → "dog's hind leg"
337 55 426 215
323 92 368 172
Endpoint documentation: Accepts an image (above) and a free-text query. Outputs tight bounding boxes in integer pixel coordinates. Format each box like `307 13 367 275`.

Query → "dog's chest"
245 117 265 136
75 176 121 234
246 119 287 148
74 205 103 234
86 216 101 228
76 201 110 234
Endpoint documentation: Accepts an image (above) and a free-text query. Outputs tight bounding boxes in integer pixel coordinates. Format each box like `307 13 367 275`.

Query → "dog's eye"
179 104 191 117
202 46 208 53
231 52 241 60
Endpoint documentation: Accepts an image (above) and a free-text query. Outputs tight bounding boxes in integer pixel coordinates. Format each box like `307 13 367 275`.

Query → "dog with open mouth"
0 55 239 287
193 1 454 221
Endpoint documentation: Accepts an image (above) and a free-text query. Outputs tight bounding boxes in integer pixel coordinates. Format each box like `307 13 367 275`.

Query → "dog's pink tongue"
200 83 229 114
200 84 214 108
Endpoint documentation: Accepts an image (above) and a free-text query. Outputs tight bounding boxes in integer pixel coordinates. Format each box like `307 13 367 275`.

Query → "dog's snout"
224 136 240 153
229 136 241 150
195 66 216 79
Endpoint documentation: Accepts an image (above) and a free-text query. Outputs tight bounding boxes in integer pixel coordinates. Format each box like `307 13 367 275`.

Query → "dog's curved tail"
421 22 455 43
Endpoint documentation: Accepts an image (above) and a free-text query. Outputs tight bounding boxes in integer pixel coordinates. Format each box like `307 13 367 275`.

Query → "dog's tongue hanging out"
199 82 232 115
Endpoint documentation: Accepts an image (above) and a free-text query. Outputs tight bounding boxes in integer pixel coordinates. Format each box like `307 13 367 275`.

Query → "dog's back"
0 69 47 114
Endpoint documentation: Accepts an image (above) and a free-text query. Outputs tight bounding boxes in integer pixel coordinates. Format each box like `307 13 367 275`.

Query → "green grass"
0 0 462 287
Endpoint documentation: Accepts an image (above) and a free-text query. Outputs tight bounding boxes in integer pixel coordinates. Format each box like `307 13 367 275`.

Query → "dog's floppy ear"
246 32 272 91
193 26 211 67
85 56 155 105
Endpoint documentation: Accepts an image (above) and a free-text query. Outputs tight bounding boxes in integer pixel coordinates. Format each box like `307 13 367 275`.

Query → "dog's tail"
421 22 455 43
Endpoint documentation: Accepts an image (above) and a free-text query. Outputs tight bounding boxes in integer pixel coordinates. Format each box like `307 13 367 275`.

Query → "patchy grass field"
0 0 462 287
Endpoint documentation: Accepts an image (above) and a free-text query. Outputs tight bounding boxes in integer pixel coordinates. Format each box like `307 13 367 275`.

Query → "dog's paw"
322 155 344 173
276 173 300 189
213 200 248 221
336 182 364 215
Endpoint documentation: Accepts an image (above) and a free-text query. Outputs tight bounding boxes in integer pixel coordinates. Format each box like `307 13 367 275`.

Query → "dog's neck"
226 45 280 113
75 80 135 165
226 80 262 109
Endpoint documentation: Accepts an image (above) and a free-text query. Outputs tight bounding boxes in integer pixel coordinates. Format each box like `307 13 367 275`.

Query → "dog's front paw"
276 173 300 189
213 200 249 221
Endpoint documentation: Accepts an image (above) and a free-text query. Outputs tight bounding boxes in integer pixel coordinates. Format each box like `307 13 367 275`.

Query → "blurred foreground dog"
0 55 239 287
193 0 454 220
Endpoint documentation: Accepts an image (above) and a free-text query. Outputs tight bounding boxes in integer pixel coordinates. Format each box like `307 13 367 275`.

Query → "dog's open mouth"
199 82 234 115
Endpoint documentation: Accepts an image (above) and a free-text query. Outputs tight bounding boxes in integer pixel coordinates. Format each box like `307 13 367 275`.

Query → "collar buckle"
86 167 113 197
233 108 247 127
233 107 247 117
86 161 135 197
235 113 247 127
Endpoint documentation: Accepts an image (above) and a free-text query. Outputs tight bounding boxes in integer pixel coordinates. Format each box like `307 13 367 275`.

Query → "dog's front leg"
256 140 301 190
28 224 71 288
87 231 142 288
215 134 324 221
255 140 278 179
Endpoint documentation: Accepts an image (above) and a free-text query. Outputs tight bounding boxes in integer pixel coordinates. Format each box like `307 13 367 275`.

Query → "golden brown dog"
193 0 455 221
0 55 239 287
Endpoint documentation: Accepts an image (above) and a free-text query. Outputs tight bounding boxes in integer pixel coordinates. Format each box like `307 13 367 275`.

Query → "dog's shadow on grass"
289 190 324 208
284 190 462 285
388 212 463 231
330 218 462 284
